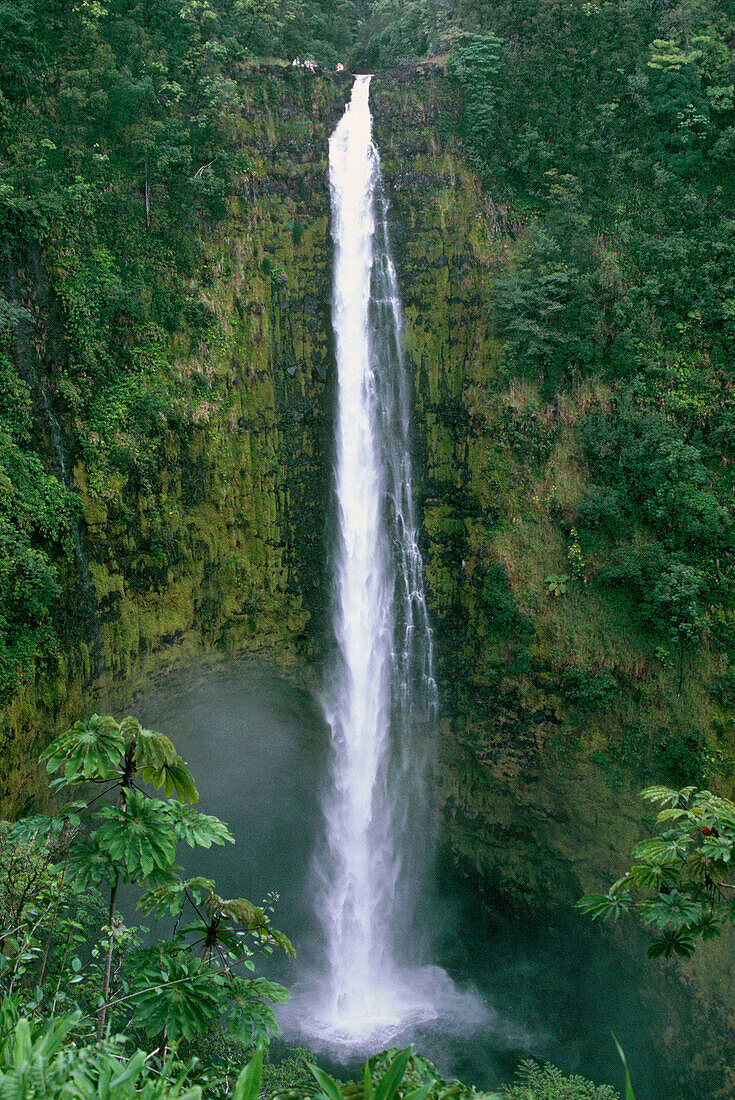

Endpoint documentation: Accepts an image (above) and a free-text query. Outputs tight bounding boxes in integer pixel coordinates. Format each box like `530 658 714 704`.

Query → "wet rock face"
2 66 733 1093
0 67 668 907
0 70 350 816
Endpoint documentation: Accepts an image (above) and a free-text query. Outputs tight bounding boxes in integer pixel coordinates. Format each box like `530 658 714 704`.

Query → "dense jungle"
2 0 735 1097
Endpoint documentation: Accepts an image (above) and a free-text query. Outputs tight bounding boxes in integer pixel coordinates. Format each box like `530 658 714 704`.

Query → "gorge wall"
2 66 734 1094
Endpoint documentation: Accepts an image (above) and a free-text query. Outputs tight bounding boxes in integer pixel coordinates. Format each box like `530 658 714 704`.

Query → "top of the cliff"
238 59 447 84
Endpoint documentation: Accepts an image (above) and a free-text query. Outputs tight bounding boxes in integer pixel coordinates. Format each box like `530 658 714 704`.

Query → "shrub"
560 666 620 712
504 1060 619 1100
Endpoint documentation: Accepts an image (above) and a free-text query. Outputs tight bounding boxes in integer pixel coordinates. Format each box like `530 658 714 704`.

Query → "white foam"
279 964 492 1055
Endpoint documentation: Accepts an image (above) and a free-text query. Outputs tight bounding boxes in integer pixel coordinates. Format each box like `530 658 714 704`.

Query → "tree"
449 33 503 157
648 560 707 696
578 785 735 961
0 713 295 1050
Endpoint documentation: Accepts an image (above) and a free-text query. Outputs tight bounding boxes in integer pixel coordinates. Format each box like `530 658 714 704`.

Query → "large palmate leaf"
140 759 199 805
129 948 221 1044
575 889 631 921
67 832 118 889
41 715 125 785
647 928 696 959
624 861 677 891
641 785 694 808
222 975 290 1044
166 801 233 849
638 890 702 931
702 834 734 863
7 802 86 845
631 835 687 865
121 716 199 804
93 791 177 881
121 716 177 769
138 877 216 919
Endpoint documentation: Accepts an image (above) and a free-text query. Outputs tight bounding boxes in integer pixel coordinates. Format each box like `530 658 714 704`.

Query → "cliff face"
2 65 734 1090
370 74 652 910
2 64 729 907
1 70 349 813
374 73 735 1093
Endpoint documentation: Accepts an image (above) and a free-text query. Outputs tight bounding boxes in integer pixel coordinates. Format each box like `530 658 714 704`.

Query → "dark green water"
130 663 683 1098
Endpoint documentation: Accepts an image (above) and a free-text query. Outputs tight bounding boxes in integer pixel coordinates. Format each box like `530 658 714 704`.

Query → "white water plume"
281 74 487 1051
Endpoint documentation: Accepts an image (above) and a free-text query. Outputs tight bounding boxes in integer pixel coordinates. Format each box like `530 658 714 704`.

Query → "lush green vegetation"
1 714 294 1084
2 0 735 1093
0 715 622 1099
580 784 735 961
370 0 735 794
0 0 362 703
0 329 76 699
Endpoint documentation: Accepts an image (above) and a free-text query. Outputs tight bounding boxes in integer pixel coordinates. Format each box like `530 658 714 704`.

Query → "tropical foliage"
0 706 629 1098
579 785 735 960
0 1014 622 1100
1 713 293 1062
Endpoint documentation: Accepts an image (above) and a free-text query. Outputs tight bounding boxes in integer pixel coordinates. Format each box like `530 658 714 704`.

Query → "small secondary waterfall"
315 74 439 1040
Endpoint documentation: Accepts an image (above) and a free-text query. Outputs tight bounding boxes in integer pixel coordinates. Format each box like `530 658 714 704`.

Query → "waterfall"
314 73 437 1041
280 75 487 1054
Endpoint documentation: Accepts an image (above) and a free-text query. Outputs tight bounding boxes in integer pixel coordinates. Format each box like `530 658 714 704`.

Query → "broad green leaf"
576 891 630 921
375 1046 412 1100
233 1047 263 1100
613 1034 636 1100
656 807 687 822
138 877 215 919
223 977 289 1044
309 1064 343 1100
642 786 680 807
404 1086 434 1100
109 1048 147 1089
67 833 118 888
692 913 722 941
639 890 701 930
94 791 177 881
647 929 696 958
702 835 733 863
631 837 685 865
139 759 199 804
166 801 233 848
121 716 176 768
6 803 86 845
130 948 220 1043
41 715 125 784
625 862 669 890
